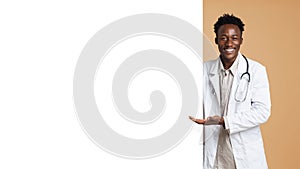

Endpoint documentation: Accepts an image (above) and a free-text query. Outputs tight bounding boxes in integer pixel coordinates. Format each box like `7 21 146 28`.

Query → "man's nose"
225 39 233 46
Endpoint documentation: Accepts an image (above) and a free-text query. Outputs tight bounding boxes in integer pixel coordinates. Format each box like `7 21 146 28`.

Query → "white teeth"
225 49 234 52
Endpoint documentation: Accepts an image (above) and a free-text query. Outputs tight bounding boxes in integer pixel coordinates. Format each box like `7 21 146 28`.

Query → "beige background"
203 0 300 168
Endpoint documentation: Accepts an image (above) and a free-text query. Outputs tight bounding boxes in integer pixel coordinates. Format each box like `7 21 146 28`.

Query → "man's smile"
224 48 235 54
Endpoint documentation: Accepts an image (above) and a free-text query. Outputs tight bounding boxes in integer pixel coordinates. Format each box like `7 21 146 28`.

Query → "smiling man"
189 14 271 169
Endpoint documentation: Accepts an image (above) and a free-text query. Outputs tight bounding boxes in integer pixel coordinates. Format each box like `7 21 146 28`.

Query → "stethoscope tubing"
241 55 250 82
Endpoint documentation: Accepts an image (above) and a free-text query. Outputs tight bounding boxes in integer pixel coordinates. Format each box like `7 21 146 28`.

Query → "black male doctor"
189 14 271 169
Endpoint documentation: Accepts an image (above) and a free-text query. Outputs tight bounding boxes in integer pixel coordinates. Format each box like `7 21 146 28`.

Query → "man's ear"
215 37 218 44
240 37 243 44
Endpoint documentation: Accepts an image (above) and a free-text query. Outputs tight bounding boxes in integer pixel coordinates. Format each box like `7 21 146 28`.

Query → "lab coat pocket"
240 127 261 144
234 78 249 102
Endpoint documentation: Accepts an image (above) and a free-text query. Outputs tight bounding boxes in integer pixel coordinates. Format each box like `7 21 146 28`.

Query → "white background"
0 0 203 168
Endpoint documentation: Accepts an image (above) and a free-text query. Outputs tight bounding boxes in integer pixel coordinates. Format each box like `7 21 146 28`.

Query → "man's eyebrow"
219 34 239 36
226 34 238 36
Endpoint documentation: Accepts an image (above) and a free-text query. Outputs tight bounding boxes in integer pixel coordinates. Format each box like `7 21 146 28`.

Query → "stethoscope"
241 55 250 82
234 55 250 102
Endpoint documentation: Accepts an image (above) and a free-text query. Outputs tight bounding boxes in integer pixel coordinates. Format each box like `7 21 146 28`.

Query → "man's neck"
220 56 237 70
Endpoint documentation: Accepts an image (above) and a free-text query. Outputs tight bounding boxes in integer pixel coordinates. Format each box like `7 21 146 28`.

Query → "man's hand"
189 115 224 126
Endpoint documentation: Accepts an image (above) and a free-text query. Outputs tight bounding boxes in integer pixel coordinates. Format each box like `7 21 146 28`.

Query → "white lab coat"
203 53 271 169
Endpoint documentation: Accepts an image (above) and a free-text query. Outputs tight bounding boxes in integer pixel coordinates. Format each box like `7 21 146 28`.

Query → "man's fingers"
189 116 205 124
189 116 195 121
195 119 205 124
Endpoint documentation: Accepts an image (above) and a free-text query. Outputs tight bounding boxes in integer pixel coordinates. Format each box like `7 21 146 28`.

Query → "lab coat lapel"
208 59 220 106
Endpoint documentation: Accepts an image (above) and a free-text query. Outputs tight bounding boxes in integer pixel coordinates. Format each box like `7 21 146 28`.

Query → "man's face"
216 24 243 63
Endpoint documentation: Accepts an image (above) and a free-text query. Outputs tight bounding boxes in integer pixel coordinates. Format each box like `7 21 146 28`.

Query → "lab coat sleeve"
224 65 271 134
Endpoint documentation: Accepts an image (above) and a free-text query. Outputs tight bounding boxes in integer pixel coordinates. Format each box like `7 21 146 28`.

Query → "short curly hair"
214 14 245 37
